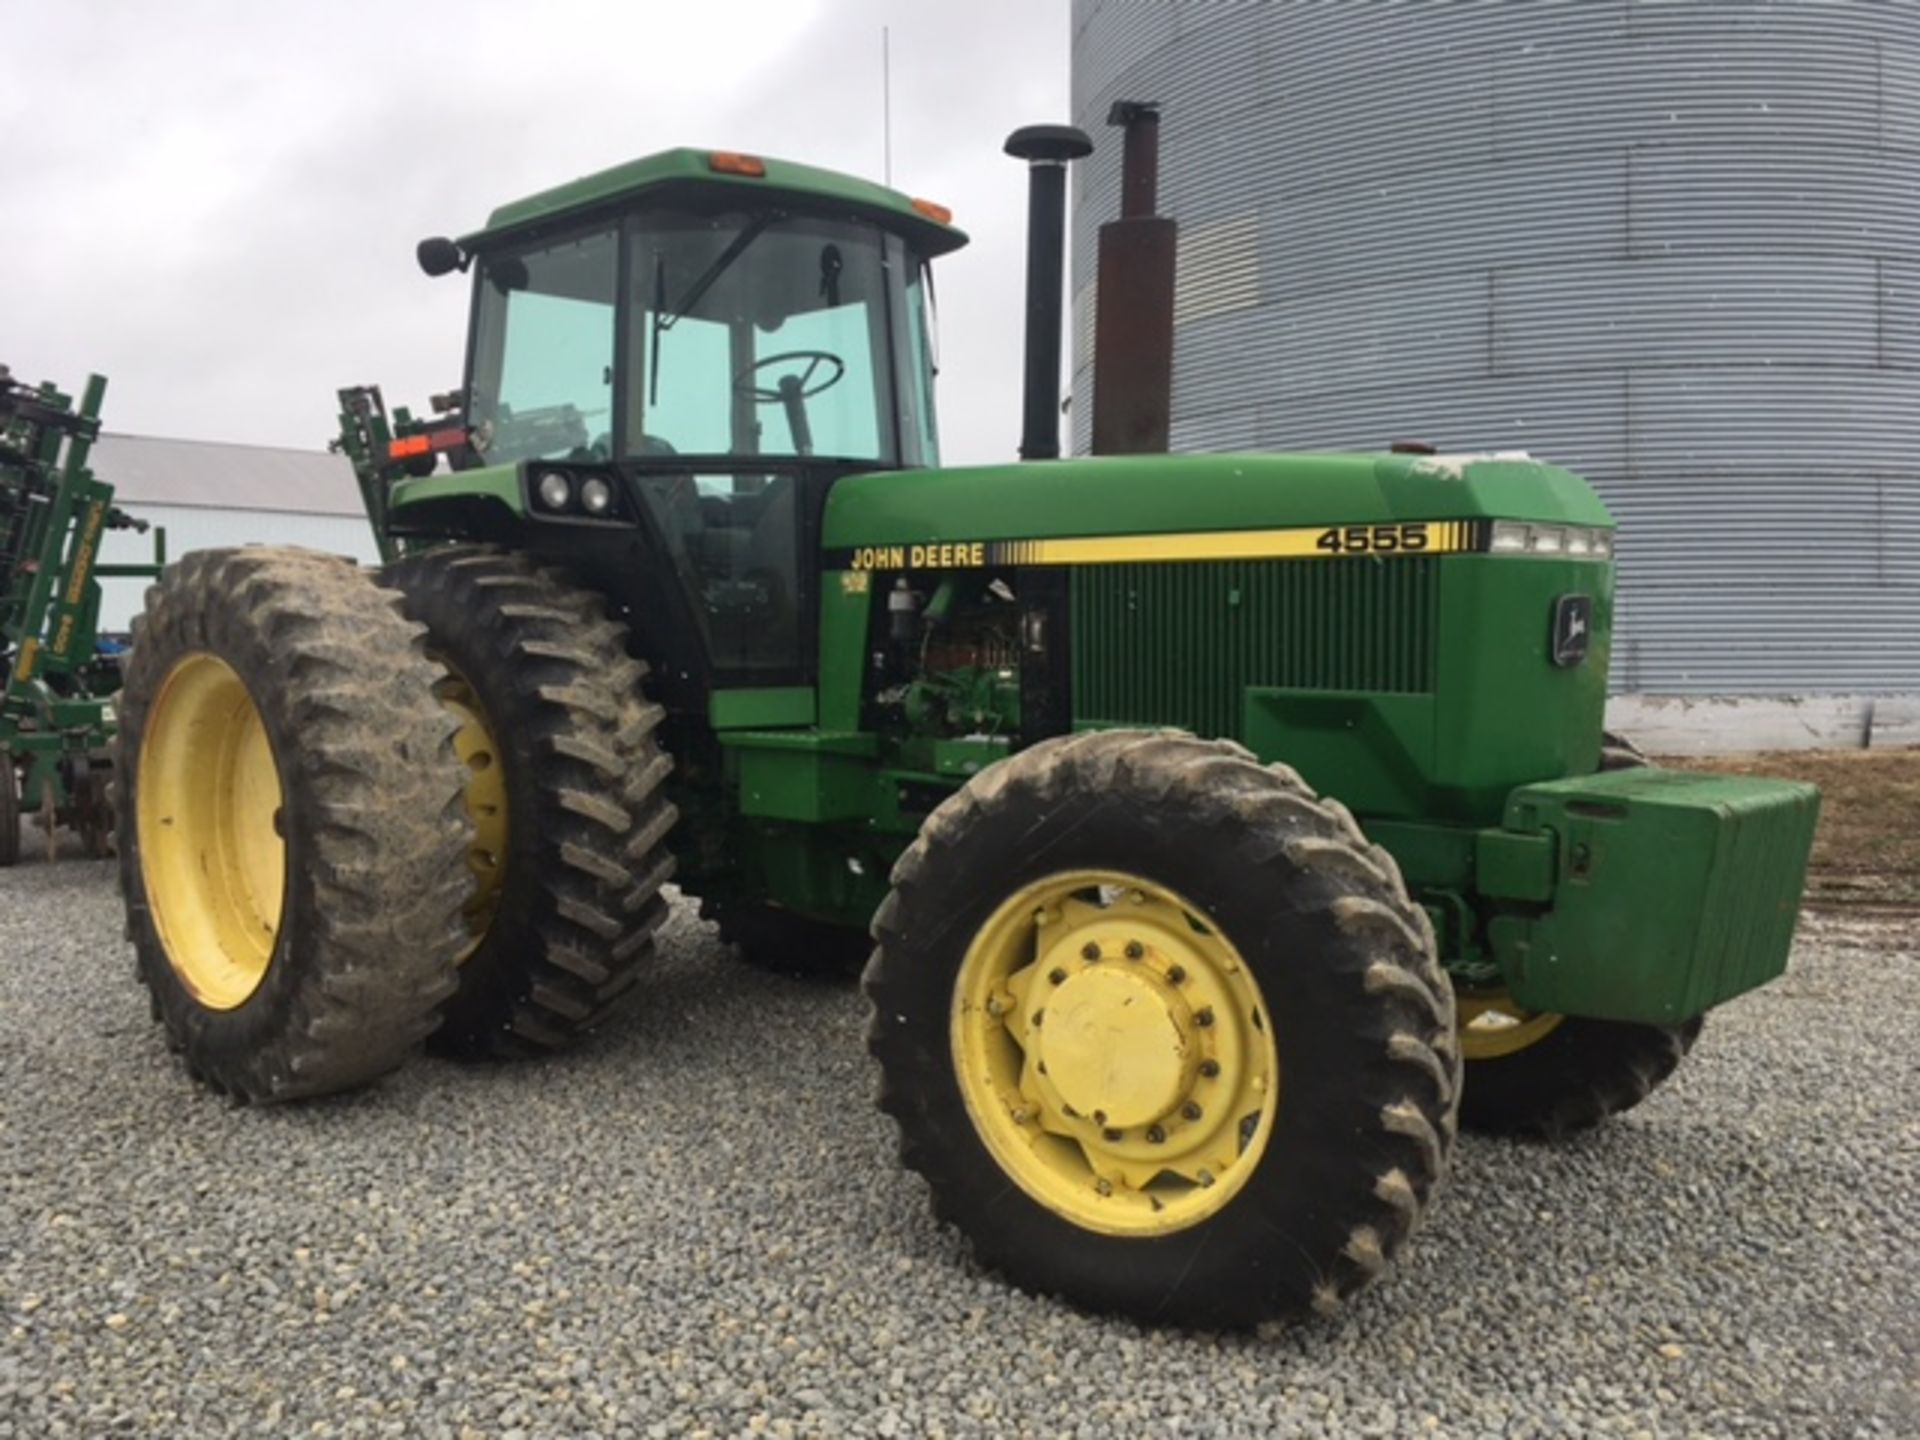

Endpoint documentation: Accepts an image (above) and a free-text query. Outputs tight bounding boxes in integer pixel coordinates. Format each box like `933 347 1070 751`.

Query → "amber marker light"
708 151 767 177
911 197 954 224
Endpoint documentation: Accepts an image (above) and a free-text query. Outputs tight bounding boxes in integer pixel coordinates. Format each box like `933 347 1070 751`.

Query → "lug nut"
1198 1059 1221 1078
1048 967 1067 986
1182 1101 1203 1122
1146 1125 1166 1144
1197 1169 1215 1188
1166 965 1186 984
1094 1179 1113 1197
986 995 1008 1017
1010 1106 1032 1125
1124 940 1145 960
1081 941 1101 961
1195 1007 1215 1028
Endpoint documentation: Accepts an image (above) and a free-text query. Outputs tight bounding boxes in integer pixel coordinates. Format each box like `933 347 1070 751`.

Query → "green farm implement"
1 367 164 864
110 126 1818 1327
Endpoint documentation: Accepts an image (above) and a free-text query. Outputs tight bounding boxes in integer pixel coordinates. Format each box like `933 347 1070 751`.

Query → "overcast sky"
1 1 1070 465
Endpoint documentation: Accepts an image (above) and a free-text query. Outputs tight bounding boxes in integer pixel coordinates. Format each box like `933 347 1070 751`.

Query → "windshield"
628 211 930 467
465 210 937 471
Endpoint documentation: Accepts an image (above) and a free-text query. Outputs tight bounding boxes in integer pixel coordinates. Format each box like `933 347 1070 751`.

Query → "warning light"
708 151 767 178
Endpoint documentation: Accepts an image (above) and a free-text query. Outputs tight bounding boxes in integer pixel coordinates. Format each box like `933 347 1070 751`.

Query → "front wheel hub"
1035 964 1195 1128
952 870 1280 1235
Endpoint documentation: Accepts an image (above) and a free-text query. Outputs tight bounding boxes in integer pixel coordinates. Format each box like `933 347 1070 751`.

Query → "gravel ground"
2 853 1915 1439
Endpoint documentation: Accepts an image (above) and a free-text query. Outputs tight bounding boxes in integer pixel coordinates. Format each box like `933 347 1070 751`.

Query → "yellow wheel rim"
435 671 508 960
136 653 286 1010
952 870 1280 1236
1457 989 1565 1060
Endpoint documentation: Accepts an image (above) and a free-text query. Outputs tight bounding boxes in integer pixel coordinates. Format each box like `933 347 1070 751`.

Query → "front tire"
1455 998 1702 1138
115 548 471 1102
381 546 677 1059
865 730 1458 1326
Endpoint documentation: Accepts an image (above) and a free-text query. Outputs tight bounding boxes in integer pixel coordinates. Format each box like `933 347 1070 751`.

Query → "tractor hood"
821 452 1612 552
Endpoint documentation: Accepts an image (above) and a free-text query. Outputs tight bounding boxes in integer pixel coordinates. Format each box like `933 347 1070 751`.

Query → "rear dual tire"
116 543 679 1100
115 548 471 1102
381 546 677 1058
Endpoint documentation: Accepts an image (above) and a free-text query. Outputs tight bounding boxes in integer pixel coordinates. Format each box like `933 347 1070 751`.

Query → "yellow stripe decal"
838 521 1486 573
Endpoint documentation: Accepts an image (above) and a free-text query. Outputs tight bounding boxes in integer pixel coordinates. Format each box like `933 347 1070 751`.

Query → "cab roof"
460 146 969 256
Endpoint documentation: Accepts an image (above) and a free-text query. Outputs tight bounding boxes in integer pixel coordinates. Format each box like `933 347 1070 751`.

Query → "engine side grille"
1071 556 1440 738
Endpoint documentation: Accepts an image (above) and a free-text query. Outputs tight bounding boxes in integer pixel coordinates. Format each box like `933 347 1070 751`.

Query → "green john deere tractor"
113 129 1819 1327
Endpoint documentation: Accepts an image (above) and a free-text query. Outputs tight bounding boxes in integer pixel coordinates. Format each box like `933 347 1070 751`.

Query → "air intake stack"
1005 123 1094 462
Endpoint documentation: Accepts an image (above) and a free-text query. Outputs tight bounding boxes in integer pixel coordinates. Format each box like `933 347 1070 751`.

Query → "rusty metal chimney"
1089 101 1176 456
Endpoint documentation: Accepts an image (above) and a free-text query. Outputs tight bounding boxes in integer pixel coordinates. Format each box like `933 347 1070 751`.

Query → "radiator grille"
1071 557 1440 738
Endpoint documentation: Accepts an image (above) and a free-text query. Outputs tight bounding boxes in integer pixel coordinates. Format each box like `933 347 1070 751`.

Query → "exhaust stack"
1005 123 1094 462
1090 101 1176 456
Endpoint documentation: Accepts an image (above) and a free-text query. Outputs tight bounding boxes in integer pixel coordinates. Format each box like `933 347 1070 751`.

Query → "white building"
88 434 381 630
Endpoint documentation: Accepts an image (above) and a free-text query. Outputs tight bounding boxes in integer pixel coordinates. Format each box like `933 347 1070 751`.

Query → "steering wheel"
734 350 845 402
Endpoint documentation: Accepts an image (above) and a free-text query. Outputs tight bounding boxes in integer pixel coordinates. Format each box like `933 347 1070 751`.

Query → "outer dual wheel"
115 548 471 1102
866 730 1459 1327
1454 730 1702 1138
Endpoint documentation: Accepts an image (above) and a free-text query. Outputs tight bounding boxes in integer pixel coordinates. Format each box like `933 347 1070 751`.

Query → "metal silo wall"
1070 0 1920 695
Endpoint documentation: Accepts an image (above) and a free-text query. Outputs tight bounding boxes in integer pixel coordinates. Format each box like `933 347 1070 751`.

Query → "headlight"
536 471 573 510
1527 525 1566 554
1488 521 1614 558
578 475 615 516
1491 521 1528 553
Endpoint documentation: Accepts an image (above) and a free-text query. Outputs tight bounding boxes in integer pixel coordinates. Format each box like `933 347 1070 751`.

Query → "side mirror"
416 237 465 277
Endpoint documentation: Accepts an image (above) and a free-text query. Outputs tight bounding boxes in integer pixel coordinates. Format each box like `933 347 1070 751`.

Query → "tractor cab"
351 150 960 706
367 149 966 704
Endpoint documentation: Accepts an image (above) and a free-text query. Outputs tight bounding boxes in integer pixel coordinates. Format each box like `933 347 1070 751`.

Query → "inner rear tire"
382 546 677 1059
115 547 471 1102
